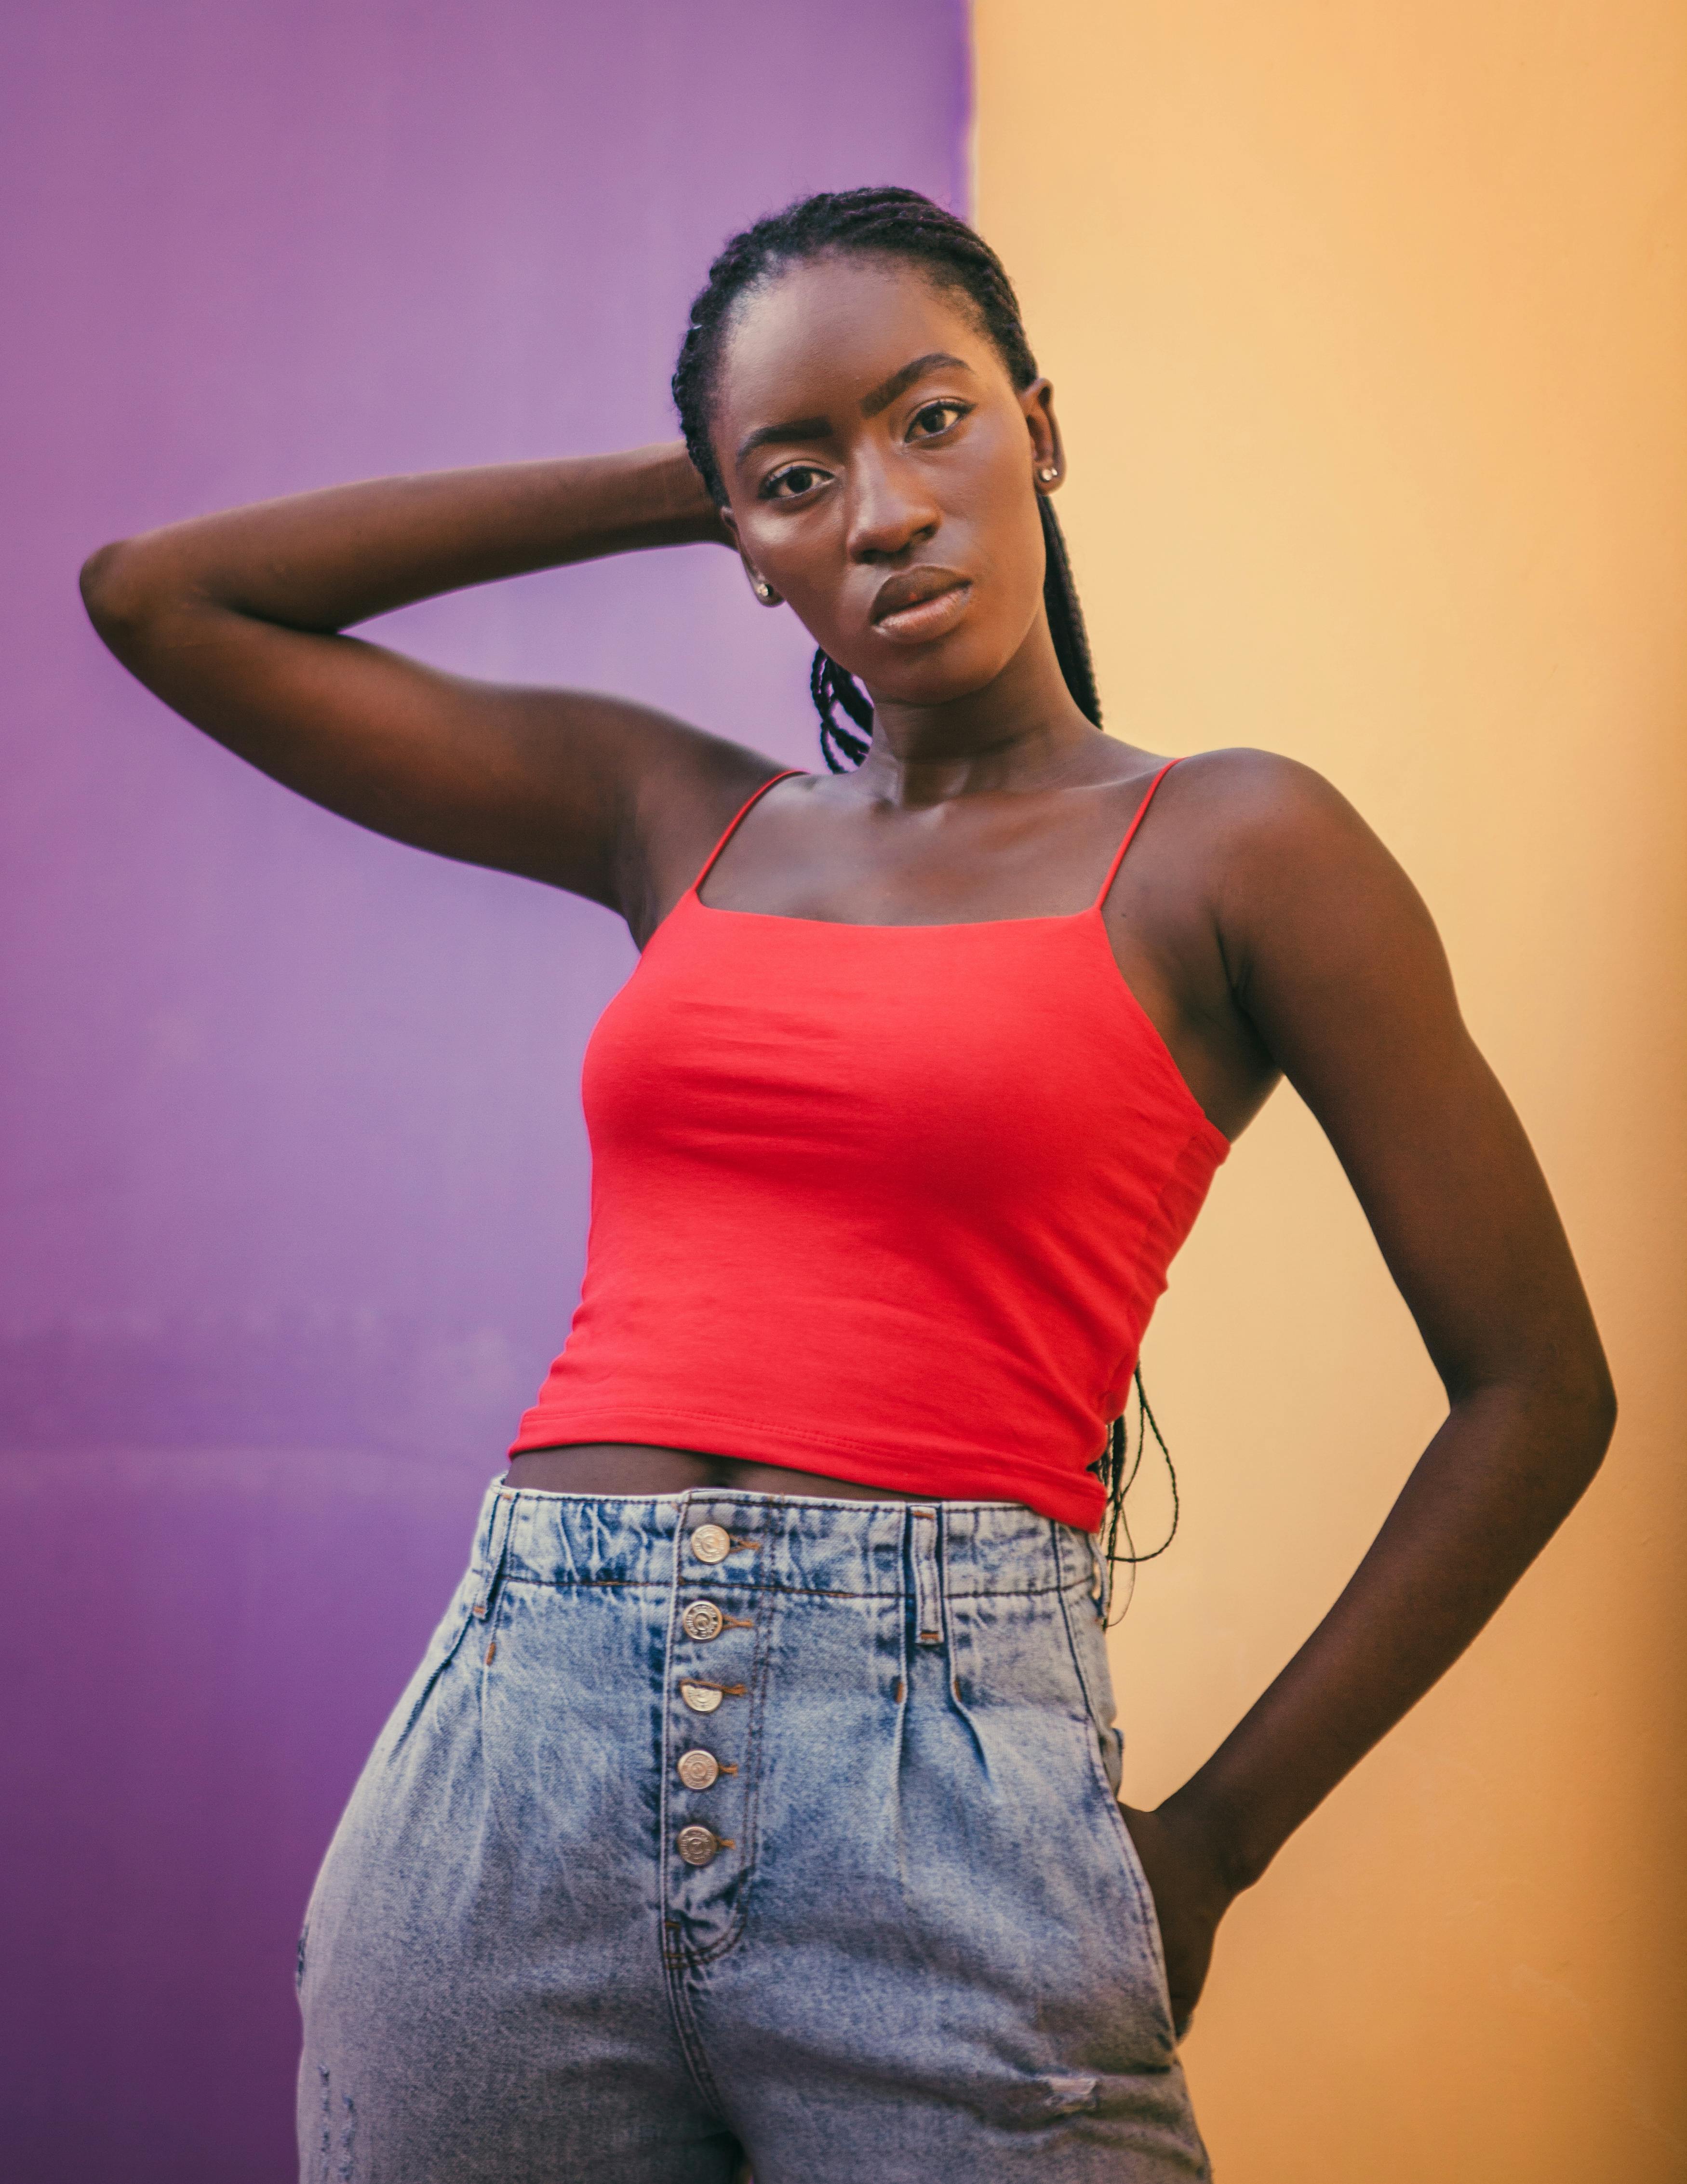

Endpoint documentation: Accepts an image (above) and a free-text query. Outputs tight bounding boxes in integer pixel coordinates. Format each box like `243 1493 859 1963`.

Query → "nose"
845 445 940 565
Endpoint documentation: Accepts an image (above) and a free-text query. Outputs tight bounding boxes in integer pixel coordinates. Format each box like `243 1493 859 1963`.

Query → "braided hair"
672 188 1173 1606
671 186 1103 768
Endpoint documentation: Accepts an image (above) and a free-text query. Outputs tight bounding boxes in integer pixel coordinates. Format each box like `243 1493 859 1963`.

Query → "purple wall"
0 5 968 2173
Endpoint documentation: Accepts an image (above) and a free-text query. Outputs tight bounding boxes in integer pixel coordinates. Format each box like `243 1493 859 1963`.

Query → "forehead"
712 254 1007 428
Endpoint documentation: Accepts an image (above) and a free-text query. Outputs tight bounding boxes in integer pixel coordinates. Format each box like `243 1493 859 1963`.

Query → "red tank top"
511 761 1229 1528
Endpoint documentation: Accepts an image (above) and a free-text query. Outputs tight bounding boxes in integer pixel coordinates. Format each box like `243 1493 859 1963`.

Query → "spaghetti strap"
1092 758 1183 910
689 769 804 895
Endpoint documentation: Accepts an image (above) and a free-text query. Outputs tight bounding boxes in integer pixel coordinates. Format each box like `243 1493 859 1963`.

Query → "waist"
509 1389 1110 1530
468 1474 1101 1604
507 1441 941 1503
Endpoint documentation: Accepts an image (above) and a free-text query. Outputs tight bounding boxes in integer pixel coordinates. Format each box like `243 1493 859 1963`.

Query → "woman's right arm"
78 445 777 927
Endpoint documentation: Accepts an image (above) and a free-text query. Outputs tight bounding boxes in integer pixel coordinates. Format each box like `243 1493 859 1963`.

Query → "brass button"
677 1825 721 1867
677 1748 720 1791
681 1600 724 1641
680 1681 723 1714
690 1523 731 1564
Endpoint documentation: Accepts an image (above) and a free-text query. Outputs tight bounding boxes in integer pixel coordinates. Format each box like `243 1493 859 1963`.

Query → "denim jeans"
296 1481 1211 2181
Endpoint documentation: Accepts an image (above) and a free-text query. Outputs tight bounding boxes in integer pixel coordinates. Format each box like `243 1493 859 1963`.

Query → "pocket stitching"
388 1588 476 1750
1053 1572 1180 2047
1071 1716 1179 2044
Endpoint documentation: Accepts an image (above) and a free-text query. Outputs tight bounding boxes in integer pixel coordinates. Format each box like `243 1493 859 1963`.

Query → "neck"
856 614 1097 805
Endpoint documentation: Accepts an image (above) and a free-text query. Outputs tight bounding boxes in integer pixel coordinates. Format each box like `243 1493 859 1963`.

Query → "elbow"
1454 1340 1617 1494
79 537 154 649
1580 1354 1619 1470
1544 1345 1618 1493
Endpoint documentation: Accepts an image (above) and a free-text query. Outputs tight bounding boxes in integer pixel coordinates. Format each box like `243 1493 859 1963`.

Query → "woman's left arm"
1124 756 1617 2035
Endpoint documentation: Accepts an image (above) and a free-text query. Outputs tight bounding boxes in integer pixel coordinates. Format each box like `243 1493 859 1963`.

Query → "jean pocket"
1055 1584 1180 2049
1066 1713 1181 2051
384 1582 477 1751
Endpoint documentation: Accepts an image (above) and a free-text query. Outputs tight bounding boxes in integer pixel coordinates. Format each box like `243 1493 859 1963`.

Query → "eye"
760 461 831 501
908 399 971 440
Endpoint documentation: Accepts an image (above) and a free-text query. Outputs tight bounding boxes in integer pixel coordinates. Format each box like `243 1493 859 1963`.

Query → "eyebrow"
859 351 973 418
735 415 833 467
733 351 977 468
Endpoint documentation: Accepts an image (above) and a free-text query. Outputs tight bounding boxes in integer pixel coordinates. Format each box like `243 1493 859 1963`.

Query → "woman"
81 189 1613 2183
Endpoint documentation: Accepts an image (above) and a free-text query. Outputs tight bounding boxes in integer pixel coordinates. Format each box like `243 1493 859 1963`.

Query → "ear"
716 503 783 606
738 552 784 606
1020 377 1066 494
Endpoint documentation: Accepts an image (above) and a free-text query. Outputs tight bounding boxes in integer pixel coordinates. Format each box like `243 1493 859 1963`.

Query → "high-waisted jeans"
295 1481 1211 2181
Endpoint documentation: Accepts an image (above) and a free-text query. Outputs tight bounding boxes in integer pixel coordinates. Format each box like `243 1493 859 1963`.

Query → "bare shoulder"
1157 746 1416 943
1158 745 1366 846
1153 744 1467 1131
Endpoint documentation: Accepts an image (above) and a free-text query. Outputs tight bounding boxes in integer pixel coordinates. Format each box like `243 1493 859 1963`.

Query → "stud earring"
1037 466 1059 484
752 579 775 602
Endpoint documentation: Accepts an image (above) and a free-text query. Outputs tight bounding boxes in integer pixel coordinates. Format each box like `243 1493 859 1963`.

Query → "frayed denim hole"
310 2064 358 2183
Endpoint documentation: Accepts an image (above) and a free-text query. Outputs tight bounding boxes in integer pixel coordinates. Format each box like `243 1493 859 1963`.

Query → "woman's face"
709 254 1062 709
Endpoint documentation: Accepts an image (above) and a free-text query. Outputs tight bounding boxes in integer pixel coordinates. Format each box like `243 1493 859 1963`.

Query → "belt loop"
472 1488 518 1621
910 1504 944 1648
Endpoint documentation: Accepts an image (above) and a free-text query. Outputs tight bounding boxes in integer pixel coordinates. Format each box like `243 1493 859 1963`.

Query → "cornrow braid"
675 189 1161 1563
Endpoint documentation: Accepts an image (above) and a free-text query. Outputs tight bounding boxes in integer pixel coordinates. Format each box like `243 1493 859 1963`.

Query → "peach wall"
974 5 1686 2177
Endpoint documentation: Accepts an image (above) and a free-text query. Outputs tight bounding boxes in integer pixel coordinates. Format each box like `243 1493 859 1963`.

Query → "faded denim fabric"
296 1482 1211 2182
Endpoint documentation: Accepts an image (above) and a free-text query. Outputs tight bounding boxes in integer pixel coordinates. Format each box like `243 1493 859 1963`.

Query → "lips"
870 564 972 640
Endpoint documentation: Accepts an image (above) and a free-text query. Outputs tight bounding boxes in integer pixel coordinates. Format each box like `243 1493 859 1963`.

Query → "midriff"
505 1442 936 1502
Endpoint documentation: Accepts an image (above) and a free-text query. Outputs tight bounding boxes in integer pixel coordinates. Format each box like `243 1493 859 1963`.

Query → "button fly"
680 1681 723 1714
681 1600 724 1641
677 1825 722 1867
676 1748 720 1790
690 1523 731 1564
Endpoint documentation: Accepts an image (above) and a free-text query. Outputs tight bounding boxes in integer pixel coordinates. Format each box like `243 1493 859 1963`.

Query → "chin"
871 657 1014 712
858 632 1017 710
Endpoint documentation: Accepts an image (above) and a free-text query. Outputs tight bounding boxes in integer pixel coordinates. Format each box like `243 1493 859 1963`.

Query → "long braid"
673 188 1173 1579
1094 1368 1181 1629
809 650 874 774
1039 494 1102 728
